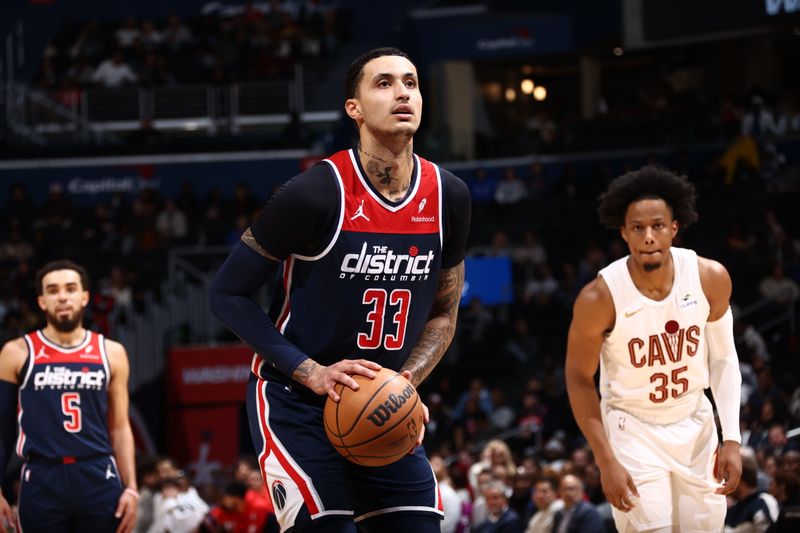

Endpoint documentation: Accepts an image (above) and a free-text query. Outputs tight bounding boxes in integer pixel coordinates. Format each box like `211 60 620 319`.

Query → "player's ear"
619 225 628 244
671 220 678 238
37 295 46 313
80 290 90 308
345 98 361 121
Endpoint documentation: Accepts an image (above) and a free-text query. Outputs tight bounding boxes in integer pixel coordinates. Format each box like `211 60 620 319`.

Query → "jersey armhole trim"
19 335 35 389
99 334 111 387
434 163 444 249
292 160 345 262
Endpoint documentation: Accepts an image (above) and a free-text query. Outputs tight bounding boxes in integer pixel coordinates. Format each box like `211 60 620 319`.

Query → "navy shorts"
246 373 443 530
18 455 123 533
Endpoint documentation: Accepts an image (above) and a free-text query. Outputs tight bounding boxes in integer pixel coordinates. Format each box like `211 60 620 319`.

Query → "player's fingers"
421 402 430 423
347 363 377 379
626 476 639 498
114 497 125 518
121 508 137 533
355 359 382 370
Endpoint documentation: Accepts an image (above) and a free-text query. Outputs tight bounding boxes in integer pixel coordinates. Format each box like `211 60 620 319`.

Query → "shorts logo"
271 480 287 511
24 468 31 482
106 464 117 480
618 416 626 431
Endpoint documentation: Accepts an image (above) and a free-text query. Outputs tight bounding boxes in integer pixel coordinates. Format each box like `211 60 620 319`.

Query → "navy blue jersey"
17 330 113 458
251 149 467 389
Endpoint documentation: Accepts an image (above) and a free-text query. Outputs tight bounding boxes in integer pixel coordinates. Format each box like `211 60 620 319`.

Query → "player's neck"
42 324 87 348
356 137 414 202
626 253 675 300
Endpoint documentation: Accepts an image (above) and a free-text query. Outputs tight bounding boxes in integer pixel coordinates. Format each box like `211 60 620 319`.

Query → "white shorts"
602 395 726 533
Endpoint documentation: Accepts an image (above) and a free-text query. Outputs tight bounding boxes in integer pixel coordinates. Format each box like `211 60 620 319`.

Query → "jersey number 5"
61 392 82 433
358 288 411 350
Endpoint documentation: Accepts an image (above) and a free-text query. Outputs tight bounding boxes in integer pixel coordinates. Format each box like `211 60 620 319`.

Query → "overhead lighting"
505 88 517 102
521 79 534 94
613 47 624 56
533 86 547 101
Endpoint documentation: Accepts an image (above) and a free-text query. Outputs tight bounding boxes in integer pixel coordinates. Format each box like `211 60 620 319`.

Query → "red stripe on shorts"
257 379 320 515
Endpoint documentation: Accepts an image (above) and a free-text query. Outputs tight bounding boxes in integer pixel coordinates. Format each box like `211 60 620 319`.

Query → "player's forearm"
110 424 137 490
706 308 742 443
401 263 463 387
401 315 456 387
566 374 617 468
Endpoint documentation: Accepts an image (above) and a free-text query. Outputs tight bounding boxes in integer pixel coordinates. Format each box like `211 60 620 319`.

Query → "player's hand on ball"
309 359 382 402
600 458 639 512
715 441 742 495
401 370 428 450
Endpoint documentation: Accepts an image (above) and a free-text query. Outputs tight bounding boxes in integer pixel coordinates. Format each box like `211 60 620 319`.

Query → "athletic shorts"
18 455 123 533
602 395 726 533
246 374 443 530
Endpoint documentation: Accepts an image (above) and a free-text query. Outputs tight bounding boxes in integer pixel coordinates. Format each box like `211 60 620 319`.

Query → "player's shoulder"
0 337 28 381
1 337 28 358
696 254 732 303
436 166 470 196
571 277 615 331
696 255 731 285
434 165 471 212
102 337 128 358
274 163 338 202
576 275 612 305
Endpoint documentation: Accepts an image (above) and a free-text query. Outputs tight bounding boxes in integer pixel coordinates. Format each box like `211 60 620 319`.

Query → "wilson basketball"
324 368 425 467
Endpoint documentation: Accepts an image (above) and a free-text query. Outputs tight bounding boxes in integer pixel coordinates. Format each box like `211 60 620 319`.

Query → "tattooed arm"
400 262 465 387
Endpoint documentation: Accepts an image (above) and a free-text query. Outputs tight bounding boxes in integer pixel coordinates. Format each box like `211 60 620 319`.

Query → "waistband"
27 452 109 464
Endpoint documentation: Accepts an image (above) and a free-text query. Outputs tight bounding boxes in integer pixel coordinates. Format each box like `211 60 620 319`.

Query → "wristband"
124 487 140 500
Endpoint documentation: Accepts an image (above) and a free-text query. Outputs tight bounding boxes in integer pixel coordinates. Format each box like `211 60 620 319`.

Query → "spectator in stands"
156 199 188 244
512 230 547 271
475 480 524 533
92 51 138 88
431 455 465 533
759 264 799 308
725 453 780 533
163 14 193 51
742 95 784 140
770 469 800 532
140 20 164 50
524 475 563 533
551 474 604 533
116 18 141 48
494 167 528 205
203 478 274 533
149 475 209 533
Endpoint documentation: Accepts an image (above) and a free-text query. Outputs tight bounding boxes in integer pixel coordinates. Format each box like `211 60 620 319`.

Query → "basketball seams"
335 393 420 450
327 372 403 438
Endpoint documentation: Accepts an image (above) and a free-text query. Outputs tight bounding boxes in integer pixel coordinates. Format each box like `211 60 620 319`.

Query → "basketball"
324 368 425 467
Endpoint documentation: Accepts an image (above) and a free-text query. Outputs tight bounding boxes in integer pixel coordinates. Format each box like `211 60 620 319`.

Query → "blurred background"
1 0 799 531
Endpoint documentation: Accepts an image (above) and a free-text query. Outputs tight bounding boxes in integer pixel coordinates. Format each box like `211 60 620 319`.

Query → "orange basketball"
324 368 424 467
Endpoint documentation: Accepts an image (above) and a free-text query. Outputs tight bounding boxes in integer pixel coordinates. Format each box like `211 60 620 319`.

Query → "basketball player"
209 47 470 532
565 166 742 532
0 260 138 532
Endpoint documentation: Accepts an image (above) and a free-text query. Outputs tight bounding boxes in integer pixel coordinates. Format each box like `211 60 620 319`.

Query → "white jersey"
598 247 710 424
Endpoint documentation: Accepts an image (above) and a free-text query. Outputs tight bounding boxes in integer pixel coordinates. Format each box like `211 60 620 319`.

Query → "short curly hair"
597 165 698 229
344 47 414 100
